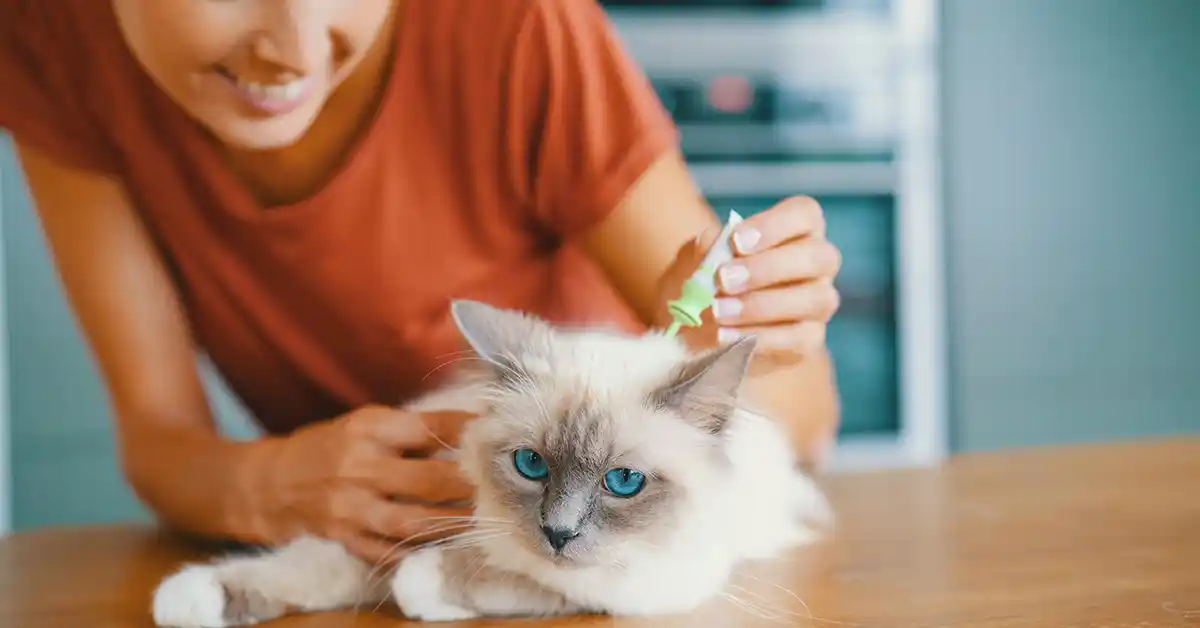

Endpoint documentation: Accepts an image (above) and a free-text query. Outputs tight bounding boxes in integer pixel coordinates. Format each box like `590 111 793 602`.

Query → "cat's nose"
541 525 580 551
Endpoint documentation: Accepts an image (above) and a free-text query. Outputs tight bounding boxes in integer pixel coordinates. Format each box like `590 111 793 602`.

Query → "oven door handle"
689 161 895 197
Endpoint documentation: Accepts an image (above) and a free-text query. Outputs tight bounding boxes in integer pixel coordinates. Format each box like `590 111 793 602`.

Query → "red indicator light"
707 75 753 113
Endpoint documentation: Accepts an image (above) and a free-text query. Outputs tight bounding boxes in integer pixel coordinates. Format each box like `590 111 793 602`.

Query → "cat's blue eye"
603 467 646 498
512 448 549 480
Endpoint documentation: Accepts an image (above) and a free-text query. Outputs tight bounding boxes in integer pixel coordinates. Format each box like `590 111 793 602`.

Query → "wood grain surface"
2 437 1197 627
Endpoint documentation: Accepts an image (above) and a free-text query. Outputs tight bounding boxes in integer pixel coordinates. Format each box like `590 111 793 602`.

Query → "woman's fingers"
359 455 475 504
717 321 828 357
717 238 841 295
348 406 476 453
730 195 827 255
713 280 840 327
338 529 408 566
331 486 472 545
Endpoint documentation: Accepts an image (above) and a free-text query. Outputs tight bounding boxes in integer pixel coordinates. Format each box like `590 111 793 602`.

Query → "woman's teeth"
235 77 306 101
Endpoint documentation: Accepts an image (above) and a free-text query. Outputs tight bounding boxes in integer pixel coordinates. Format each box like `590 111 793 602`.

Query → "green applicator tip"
663 271 716 338
660 210 744 339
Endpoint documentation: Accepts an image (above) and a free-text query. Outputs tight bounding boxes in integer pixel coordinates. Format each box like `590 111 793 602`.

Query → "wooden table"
2 438 1198 627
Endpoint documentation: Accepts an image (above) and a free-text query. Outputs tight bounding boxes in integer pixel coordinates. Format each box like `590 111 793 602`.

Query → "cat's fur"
151 300 833 627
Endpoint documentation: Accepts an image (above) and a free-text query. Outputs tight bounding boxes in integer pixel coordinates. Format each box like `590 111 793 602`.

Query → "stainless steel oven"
606 1 946 469
599 0 888 9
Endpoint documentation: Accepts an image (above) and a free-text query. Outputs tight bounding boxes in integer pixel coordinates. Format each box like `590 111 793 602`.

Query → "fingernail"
718 327 742 344
719 264 749 291
733 226 761 254
713 297 743 321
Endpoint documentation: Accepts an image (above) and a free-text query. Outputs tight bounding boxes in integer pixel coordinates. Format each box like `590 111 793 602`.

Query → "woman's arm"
580 151 841 465
13 142 271 541
15 143 478 559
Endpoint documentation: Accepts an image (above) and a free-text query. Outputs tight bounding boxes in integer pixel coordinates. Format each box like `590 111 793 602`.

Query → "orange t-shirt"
0 0 678 434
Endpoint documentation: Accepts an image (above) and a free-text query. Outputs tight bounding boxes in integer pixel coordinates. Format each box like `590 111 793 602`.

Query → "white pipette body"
689 209 744 292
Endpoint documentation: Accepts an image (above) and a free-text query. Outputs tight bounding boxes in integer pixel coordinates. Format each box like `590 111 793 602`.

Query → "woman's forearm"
743 349 841 468
118 418 277 544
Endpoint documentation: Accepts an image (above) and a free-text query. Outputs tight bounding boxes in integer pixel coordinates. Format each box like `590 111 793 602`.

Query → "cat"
151 299 834 627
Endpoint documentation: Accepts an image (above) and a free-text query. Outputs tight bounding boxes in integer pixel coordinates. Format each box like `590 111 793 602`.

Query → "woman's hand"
661 195 842 367
653 195 842 464
582 152 841 466
711 196 842 363
243 405 476 565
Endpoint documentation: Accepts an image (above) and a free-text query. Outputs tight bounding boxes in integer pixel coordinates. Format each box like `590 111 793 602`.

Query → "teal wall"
941 0 1200 451
2 0 1199 528
0 135 145 528
1 134 256 529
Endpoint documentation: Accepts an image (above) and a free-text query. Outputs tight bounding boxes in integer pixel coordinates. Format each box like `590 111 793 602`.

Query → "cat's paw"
152 565 233 628
391 548 478 622
152 564 285 627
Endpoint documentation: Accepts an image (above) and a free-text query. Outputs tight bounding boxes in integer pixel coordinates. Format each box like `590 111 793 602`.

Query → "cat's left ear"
450 300 552 369
652 335 758 434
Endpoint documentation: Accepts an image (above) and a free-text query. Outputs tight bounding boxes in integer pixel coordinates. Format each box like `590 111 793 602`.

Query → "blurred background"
0 0 1197 532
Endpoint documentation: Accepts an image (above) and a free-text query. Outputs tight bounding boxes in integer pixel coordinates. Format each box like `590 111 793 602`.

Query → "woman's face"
111 0 396 150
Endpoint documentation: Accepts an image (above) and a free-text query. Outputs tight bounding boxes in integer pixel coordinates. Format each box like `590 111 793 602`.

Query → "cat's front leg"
391 545 580 622
152 535 387 627
389 546 479 622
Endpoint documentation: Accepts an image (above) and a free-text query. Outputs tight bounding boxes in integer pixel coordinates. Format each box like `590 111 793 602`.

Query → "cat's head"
448 300 757 569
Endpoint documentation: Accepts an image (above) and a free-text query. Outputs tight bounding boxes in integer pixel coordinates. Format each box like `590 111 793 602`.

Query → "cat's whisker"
423 521 513 537
354 572 398 620
421 526 508 540
430 349 479 360
462 552 490 592
358 557 403 603
721 591 777 621
366 590 392 617
721 591 796 625
440 533 511 549
386 521 513 551
364 521 500 583
352 562 412 623
385 528 504 565
421 355 489 381
731 573 814 619
397 515 513 526
725 581 825 626
422 530 511 551
728 583 808 622
725 580 855 627
419 420 458 453
387 522 479 547
357 526 513 614
385 515 513 542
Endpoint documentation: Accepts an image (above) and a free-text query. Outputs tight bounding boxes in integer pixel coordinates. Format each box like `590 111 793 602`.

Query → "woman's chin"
195 108 321 152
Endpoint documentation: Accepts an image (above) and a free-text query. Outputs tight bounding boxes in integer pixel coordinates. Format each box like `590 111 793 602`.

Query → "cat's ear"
450 299 552 369
652 335 758 434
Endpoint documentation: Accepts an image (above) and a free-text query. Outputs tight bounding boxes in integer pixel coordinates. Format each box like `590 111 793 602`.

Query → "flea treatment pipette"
662 210 744 338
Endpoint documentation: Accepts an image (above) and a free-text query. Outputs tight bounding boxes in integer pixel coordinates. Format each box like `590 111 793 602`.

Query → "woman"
0 0 842 563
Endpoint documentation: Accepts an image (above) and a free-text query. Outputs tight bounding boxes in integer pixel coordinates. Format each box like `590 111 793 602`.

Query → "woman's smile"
212 65 317 116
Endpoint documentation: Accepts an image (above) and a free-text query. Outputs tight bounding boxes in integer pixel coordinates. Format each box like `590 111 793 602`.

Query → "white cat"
151 300 834 627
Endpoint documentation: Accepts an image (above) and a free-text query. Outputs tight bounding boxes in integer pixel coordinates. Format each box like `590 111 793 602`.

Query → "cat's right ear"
450 299 551 372
652 335 758 434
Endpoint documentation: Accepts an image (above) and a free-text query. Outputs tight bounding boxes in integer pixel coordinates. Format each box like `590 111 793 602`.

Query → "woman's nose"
250 4 329 76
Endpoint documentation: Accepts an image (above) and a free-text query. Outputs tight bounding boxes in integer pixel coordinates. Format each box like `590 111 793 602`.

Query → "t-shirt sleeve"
504 0 680 237
0 1 119 174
